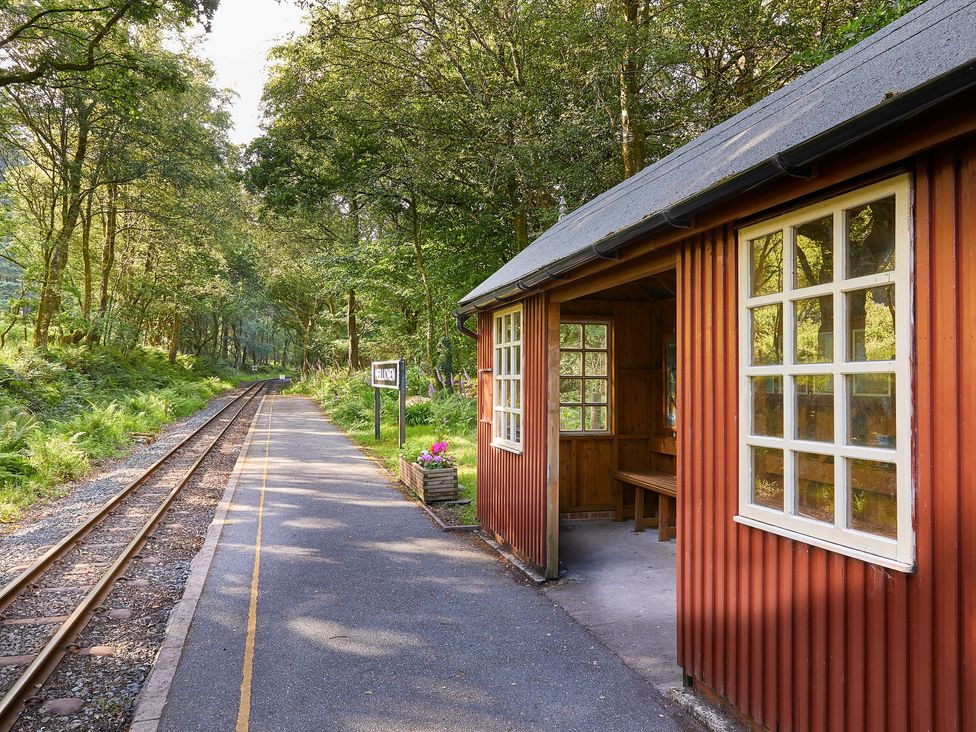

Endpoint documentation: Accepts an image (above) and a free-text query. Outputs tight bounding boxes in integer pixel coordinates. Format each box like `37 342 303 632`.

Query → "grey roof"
460 0 976 310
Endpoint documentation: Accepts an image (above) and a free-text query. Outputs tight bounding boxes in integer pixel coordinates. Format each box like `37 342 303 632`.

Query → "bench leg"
634 488 645 532
658 493 673 541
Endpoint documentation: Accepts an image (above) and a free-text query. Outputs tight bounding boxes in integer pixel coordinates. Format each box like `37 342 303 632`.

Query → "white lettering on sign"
371 360 402 389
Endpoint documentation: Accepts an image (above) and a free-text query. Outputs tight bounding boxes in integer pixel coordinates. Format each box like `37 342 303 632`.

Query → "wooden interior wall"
676 135 976 731
558 294 677 514
476 294 549 568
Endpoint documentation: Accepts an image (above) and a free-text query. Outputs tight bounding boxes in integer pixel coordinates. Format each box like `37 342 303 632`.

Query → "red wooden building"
455 1 976 729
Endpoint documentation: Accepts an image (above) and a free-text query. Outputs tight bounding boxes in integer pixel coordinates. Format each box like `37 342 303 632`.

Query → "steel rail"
0 380 266 615
0 381 270 731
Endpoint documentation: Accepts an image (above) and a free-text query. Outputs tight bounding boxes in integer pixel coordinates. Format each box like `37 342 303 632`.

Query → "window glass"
848 374 895 447
847 285 895 361
794 215 833 288
847 197 895 278
751 303 783 365
795 296 833 363
849 459 897 537
559 321 611 433
796 452 834 523
584 323 608 349
751 376 783 437
795 375 833 442
752 447 784 510
750 231 783 296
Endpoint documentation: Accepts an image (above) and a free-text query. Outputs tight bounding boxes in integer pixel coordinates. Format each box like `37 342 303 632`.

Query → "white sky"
196 0 307 145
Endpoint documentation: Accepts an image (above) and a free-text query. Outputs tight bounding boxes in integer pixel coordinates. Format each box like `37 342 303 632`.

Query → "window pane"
512 310 521 341
560 377 582 404
796 452 834 523
584 406 608 431
847 196 895 278
794 215 833 288
503 314 512 343
512 379 521 409
751 376 783 437
512 345 521 375
848 374 896 448
584 323 608 349
795 295 833 363
560 407 582 431
560 323 582 348
752 446 784 510
795 375 833 442
560 351 582 375
847 285 895 361
849 459 897 538
584 378 607 404
750 231 783 296
584 351 607 376
751 303 783 365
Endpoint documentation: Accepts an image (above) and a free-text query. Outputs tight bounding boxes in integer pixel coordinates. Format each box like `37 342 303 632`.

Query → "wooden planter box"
399 457 459 503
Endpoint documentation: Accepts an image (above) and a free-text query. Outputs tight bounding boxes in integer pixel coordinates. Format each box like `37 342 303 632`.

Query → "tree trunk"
410 196 437 378
619 0 646 178
88 181 118 347
347 288 359 373
80 195 93 322
34 105 91 348
168 314 180 364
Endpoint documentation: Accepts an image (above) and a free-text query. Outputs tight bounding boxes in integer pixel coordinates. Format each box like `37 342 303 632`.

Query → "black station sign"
371 360 401 389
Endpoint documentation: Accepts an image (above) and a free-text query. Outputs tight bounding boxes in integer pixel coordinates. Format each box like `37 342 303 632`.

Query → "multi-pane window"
492 305 523 451
559 322 610 433
736 176 913 569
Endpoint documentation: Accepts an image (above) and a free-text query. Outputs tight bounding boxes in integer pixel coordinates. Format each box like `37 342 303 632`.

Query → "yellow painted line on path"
236 395 275 732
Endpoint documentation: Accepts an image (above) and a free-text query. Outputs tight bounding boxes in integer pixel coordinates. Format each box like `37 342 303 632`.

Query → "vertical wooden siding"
477 293 549 568
676 137 976 731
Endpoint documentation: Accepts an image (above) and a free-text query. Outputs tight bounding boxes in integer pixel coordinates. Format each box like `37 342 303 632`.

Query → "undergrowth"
0 345 264 522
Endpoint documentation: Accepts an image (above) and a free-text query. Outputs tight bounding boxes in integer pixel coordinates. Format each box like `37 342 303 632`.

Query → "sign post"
371 358 407 447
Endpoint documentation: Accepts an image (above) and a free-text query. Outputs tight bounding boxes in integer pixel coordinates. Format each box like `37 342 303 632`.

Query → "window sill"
733 515 915 573
491 440 523 455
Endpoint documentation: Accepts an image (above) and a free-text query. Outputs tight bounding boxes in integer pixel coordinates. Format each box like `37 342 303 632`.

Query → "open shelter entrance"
546 267 682 689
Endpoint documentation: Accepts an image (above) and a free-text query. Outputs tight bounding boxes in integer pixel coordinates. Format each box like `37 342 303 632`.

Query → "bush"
27 431 89 486
405 401 432 426
430 392 477 433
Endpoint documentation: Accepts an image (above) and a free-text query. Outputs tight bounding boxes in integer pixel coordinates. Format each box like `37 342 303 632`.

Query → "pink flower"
431 441 448 454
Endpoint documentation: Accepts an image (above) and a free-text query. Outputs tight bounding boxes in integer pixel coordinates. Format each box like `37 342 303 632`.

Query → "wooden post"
374 387 381 441
398 357 406 448
545 298 561 579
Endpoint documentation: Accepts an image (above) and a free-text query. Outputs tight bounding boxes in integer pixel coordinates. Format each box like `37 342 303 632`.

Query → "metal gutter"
453 59 976 324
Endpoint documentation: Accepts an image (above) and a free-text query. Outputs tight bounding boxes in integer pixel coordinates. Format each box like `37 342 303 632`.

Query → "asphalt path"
158 395 697 732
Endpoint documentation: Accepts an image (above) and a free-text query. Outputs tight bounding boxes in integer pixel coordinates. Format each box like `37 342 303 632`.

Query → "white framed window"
492 304 523 452
558 320 611 433
735 175 914 570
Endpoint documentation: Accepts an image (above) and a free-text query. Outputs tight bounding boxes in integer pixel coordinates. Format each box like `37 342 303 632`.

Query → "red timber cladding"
676 135 976 732
476 293 549 568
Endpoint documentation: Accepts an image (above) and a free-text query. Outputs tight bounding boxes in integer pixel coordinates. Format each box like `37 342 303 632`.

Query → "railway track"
0 380 272 730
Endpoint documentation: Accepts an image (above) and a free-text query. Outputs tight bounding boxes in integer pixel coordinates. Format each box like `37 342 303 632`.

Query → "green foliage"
0 344 237 521
430 392 477 435
405 401 432 427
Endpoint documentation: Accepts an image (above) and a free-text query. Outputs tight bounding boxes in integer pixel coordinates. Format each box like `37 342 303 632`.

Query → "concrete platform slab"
544 521 680 692
153 396 699 732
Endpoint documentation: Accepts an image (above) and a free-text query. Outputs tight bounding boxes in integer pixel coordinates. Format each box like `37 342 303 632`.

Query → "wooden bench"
613 469 677 541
